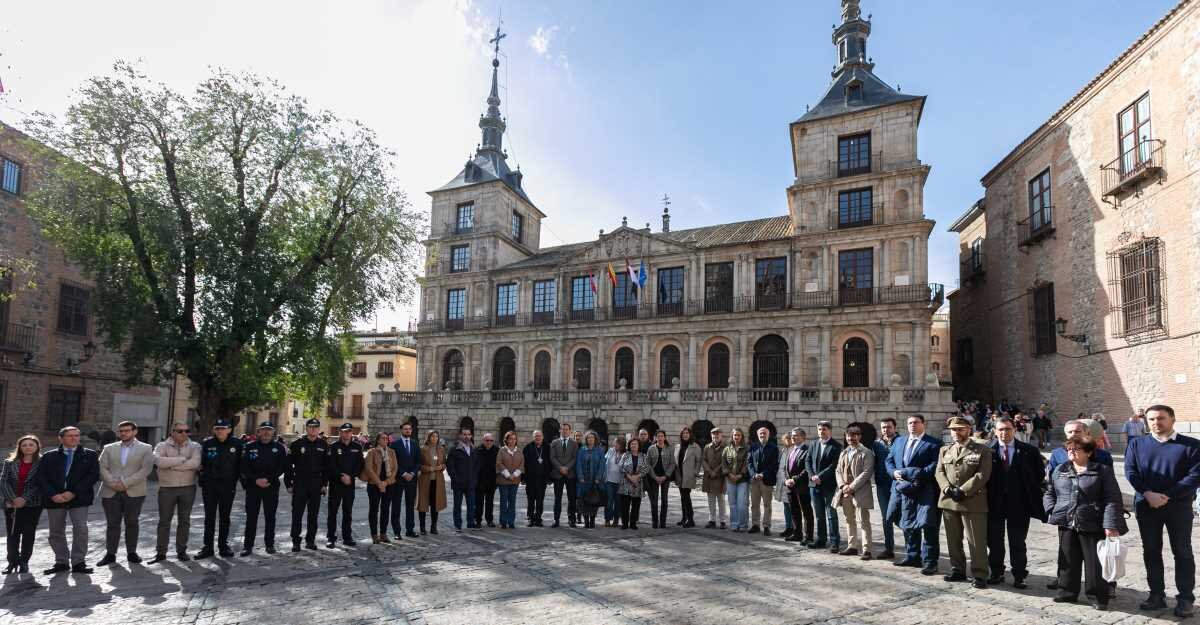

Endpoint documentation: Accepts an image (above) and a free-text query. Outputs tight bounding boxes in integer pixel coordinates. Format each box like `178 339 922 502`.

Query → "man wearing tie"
37 426 101 575
873 418 899 559
549 423 579 528
389 421 421 538
447 428 479 531
885 414 943 574
783 428 813 544
97 421 155 565
805 421 842 551
986 416 1046 588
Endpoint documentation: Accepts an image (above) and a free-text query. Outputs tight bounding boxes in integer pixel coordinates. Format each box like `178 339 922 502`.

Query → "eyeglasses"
174 429 190 433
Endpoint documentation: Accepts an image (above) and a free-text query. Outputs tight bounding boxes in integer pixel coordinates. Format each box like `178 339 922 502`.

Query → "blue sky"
1 0 1182 328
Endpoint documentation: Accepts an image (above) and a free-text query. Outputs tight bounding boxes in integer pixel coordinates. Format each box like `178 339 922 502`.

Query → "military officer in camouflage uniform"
936 416 993 588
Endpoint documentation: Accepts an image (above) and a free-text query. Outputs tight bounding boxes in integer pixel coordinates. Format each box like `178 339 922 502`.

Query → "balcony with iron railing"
417 284 945 334
794 153 923 186
829 202 885 231
372 385 947 408
1101 139 1164 198
0 322 36 352
1017 205 1055 247
960 251 985 283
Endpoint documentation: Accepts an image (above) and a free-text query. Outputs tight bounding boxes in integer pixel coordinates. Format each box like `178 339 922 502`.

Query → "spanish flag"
606 263 618 287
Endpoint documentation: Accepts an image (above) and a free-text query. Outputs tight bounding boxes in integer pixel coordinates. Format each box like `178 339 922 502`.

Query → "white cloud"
528 25 557 56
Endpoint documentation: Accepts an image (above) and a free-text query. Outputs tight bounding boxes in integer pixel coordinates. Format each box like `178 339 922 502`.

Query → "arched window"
932 361 941 375
707 343 730 389
931 335 940 347
614 347 635 389
573 349 592 390
659 345 680 389
752 335 789 400
533 351 551 390
442 350 464 390
492 347 516 390
843 338 869 388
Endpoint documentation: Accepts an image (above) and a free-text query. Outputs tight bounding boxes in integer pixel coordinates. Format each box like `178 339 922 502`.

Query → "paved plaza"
0 479 1196 625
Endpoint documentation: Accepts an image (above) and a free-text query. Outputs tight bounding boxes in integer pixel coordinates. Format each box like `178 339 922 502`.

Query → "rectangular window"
350 362 367 378
350 395 364 418
446 288 465 329
376 361 394 378
1030 283 1056 356
837 187 874 228
511 211 524 243
450 245 470 273
838 248 874 305
1028 169 1052 233
570 276 594 320
754 257 787 310
612 273 638 319
1111 238 1164 337
327 395 344 418
956 338 974 375
704 262 734 313
533 279 556 324
455 202 474 233
837 132 871 176
657 267 684 315
1118 94 1152 175
495 283 517 326
1 158 21 195
47 387 83 431
57 283 90 336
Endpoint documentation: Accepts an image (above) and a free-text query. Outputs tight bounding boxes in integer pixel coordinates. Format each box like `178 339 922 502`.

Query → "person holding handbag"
617 439 650 530
574 431 606 528
674 427 702 529
644 430 676 529
1044 435 1127 611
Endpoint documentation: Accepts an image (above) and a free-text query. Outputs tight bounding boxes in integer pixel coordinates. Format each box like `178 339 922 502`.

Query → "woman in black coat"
1044 435 1127 610
1 435 44 574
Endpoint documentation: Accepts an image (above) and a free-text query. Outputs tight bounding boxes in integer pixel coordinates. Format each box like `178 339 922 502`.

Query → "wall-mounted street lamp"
66 340 97 373
1054 318 1090 353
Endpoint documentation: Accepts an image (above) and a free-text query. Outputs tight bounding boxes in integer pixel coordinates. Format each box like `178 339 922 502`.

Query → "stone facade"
373 2 954 438
949 0 1200 428
930 312 950 384
0 122 169 445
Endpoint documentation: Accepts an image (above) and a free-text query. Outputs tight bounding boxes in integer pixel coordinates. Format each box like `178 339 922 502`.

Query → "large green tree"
26 62 423 430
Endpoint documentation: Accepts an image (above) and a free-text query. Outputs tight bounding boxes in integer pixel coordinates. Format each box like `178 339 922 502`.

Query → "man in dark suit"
389 421 421 538
806 420 842 551
885 414 943 574
986 416 1046 588
523 430 552 526
549 423 579 528
38 426 101 574
784 428 814 544
446 428 479 531
474 433 499 528
748 427 780 535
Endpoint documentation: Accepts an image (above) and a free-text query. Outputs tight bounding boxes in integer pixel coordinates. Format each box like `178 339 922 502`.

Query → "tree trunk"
192 380 236 439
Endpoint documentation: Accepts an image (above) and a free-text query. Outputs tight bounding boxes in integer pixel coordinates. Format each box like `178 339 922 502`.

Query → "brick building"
0 122 170 445
949 0 1200 435
372 1 954 439
930 312 950 384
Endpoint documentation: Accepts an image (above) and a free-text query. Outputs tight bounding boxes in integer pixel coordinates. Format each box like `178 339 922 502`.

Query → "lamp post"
66 340 97 373
1054 317 1090 354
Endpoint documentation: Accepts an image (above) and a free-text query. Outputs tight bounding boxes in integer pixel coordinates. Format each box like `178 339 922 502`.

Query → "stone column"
791 327 803 388
479 343 491 389
640 334 651 390
880 324 892 387
595 336 608 390
819 326 832 387
515 342 526 391
552 339 564 389
686 333 698 389
913 321 929 387
738 331 750 389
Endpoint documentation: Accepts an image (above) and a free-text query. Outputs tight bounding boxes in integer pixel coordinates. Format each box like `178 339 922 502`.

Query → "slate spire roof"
796 0 923 123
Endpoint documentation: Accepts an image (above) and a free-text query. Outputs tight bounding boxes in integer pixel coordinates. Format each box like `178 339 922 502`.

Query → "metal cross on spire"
489 25 506 60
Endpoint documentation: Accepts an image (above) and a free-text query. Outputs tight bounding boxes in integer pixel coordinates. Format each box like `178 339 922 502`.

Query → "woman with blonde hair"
361 432 398 543
722 428 750 532
774 431 795 539
1 435 43 574
495 430 524 529
575 431 606 528
416 431 447 535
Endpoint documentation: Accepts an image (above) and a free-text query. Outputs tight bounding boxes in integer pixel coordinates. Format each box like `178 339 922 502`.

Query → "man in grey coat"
550 422 579 528
97 421 156 565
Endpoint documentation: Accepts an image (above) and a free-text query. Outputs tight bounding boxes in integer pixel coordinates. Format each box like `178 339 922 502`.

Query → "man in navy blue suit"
885 414 943 575
389 421 421 538
986 416 1046 589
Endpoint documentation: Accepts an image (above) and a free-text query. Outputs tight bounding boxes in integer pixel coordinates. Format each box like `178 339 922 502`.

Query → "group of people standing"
1 406 1197 618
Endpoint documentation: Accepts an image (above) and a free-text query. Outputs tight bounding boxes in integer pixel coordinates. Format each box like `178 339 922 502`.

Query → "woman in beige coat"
495 431 524 528
361 434 398 543
416 431 447 535
673 427 702 528
834 425 875 559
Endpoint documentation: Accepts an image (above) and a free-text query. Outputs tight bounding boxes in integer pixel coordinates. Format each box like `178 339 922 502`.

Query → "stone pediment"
571 225 693 265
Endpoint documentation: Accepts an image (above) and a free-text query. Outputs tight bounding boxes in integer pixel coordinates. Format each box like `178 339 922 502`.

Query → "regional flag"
637 259 647 290
588 270 598 294
606 263 619 287
626 259 637 289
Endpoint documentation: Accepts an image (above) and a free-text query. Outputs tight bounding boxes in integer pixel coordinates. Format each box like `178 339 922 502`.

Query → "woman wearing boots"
575 431 606 528
618 439 650 529
674 427 701 528
1 435 43 574
416 431 447 535
361 433 398 543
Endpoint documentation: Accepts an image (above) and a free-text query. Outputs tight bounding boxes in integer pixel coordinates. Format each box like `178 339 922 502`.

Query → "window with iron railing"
657 267 684 316
704 262 734 313
570 277 594 320
376 361 394 378
446 289 465 329
450 245 470 273
533 279 556 323
838 187 874 228
837 132 871 177
612 273 637 319
350 362 367 378
754 257 787 310
454 203 474 234
1108 237 1164 338
495 283 517 326
838 248 873 305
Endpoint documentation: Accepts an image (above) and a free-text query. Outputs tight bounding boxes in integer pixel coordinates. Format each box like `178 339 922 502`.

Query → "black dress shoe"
552 520 560 528
763 528 772 537
149 554 168 564
326 541 338 549
839 548 859 556
343 540 357 547
405 531 418 538
240 548 253 557
97 554 117 566
1011 578 1027 589
879 550 895 559
785 534 803 542
265 545 277 554
44 563 70 575
894 559 920 567
1089 597 1108 611
305 543 318 550
291 543 302 553
920 565 938 576
972 578 987 589
430 527 438 535
218 548 235 558
807 541 827 549
829 545 840 554
1052 594 1077 604
1046 580 1060 590
2 565 14 575
17 564 28 574
1174 600 1195 618
177 552 191 561
987 574 1005 585
748 525 760 534
71 563 93 574
195 547 215 560
780 528 793 538
127 553 142 564
943 572 968 582
1139 594 1168 611
487 522 496 528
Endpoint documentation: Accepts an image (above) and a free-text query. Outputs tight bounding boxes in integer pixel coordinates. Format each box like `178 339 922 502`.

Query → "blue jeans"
904 523 941 567
452 488 476 529
876 482 894 551
604 482 620 522
810 487 840 546
498 485 518 527
727 481 750 530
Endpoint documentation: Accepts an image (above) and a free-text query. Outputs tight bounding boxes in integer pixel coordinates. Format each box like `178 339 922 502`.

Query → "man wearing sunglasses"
151 422 202 563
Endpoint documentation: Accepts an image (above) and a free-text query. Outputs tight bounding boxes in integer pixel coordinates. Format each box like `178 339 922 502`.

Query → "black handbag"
583 488 605 507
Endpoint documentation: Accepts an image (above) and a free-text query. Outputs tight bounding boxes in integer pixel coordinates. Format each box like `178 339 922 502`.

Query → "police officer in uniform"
240 421 288 556
197 419 244 559
287 419 329 551
936 416 993 588
326 423 365 548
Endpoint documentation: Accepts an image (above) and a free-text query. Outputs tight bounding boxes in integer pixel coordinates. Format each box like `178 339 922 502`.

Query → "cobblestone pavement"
1 481 1196 625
